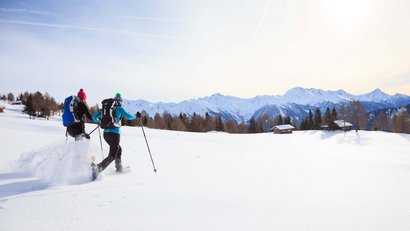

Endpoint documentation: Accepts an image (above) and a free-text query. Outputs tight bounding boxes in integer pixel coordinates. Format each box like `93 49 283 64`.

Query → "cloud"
252 0 271 43
121 16 200 25
0 18 188 40
0 8 55 16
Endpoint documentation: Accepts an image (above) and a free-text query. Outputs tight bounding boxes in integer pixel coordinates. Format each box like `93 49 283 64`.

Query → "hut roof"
274 124 295 130
334 120 352 128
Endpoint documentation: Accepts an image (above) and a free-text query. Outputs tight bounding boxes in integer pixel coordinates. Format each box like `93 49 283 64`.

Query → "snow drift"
14 140 96 186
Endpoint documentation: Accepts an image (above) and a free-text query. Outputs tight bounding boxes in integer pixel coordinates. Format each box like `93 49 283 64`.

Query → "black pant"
99 132 122 171
67 122 85 138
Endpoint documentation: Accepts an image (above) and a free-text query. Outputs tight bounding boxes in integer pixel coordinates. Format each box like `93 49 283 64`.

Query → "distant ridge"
123 87 410 122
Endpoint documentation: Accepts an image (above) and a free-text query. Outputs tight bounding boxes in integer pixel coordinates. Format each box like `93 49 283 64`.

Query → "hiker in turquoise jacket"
92 93 141 174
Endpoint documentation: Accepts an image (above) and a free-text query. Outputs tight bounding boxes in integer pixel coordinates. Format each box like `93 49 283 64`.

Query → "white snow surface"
1 103 410 231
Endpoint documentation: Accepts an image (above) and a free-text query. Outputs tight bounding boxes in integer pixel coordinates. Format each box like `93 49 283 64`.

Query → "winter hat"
114 92 123 104
77 88 87 100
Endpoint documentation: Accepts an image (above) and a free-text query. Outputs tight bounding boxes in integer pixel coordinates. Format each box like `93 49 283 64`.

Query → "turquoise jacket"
92 106 136 134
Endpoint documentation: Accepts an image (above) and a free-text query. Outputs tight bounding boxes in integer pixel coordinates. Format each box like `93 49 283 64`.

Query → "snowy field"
1 102 410 231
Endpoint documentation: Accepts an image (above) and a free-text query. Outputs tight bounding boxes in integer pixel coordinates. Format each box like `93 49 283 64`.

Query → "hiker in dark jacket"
67 88 92 140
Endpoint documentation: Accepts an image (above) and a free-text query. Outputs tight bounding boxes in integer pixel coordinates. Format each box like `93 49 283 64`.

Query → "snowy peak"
357 88 392 102
283 87 323 105
283 87 353 105
200 93 239 105
335 89 353 99
282 87 402 105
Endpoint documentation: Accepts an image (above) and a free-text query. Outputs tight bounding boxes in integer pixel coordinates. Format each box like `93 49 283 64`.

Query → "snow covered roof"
334 120 352 127
274 124 295 130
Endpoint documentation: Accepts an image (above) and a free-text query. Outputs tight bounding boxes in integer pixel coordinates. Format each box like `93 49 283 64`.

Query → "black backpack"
99 98 120 129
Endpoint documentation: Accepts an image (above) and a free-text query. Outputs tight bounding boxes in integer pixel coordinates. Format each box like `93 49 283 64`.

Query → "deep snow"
1 102 410 231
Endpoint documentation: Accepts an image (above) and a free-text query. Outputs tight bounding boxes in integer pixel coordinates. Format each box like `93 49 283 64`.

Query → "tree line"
123 112 250 133
119 111 296 134
298 100 409 133
1 91 61 119
2 91 409 134
372 107 410 133
1 92 17 102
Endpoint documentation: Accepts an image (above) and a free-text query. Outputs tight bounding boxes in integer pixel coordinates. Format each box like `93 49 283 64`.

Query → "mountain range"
123 87 410 123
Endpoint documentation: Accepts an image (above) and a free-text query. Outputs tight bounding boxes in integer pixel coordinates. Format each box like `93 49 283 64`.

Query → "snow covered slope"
1 104 410 231
123 88 410 122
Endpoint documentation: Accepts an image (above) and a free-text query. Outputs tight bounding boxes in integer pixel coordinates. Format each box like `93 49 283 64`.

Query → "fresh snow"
1 103 410 231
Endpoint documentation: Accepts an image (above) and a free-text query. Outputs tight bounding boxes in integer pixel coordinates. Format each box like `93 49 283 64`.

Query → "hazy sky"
0 0 409 105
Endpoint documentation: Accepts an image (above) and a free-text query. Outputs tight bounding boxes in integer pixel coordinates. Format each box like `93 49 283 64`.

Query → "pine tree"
276 115 283 125
171 115 187 131
7 92 15 102
179 113 189 128
153 113 166 129
205 112 213 131
331 107 338 121
283 116 291 125
299 117 308 130
323 107 332 124
237 121 248 133
248 117 258 133
223 120 238 133
189 113 205 132
142 115 148 126
162 111 173 130
314 107 322 129
215 115 224 132
23 94 36 119
40 92 54 119
307 109 314 130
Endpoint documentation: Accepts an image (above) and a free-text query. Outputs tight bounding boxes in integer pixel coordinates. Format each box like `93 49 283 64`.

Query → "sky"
0 0 409 105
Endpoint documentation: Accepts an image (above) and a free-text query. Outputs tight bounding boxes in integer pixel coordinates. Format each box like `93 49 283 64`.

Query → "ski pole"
98 126 104 159
87 125 99 136
65 129 68 145
61 129 69 161
139 118 157 173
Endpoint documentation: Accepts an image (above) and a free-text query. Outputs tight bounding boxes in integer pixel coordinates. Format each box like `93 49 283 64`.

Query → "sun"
324 0 371 28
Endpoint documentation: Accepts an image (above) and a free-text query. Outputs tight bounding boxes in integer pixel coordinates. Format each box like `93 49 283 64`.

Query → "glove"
136 111 142 118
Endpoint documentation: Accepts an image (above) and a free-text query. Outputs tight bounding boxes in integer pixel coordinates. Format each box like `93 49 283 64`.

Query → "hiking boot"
91 163 102 180
115 159 123 173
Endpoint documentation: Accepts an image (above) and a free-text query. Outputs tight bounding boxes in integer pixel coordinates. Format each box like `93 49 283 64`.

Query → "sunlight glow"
324 0 371 27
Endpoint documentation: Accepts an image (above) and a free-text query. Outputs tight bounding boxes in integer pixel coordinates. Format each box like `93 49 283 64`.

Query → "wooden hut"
322 120 352 131
272 124 295 134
